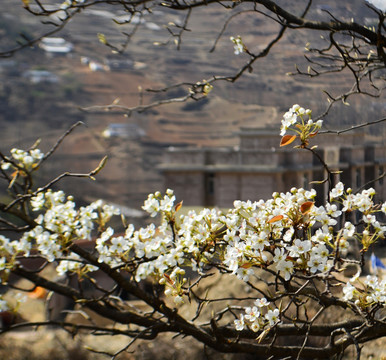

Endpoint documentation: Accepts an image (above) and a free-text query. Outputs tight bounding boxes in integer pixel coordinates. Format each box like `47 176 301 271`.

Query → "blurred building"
102 123 146 139
39 37 73 55
159 127 386 207
23 70 59 84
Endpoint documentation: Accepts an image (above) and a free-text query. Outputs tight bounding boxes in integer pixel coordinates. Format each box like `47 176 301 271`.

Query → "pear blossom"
265 308 280 326
276 259 294 280
329 182 344 200
234 314 245 331
230 36 244 55
245 306 260 323
287 239 311 257
254 298 270 308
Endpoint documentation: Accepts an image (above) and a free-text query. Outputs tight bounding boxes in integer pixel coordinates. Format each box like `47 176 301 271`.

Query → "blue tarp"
371 253 386 272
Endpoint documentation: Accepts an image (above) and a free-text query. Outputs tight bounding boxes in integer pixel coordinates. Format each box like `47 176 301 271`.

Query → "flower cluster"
234 298 281 332
159 267 187 305
56 253 98 276
0 190 120 281
2 178 382 309
230 36 245 55
0 233 32 282
223 188 330 279
280 104 323 142
343 273 386 309
142 189 176 217
1 147 44 172
83 180 386 307
23 190 98 262
329 182 386 250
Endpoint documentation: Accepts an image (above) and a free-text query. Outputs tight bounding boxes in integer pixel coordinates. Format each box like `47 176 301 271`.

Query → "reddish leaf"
29 286 46 299
240 263 252 269
300 201 314 214
280 135 297 147
309 132 318 138
268 215 284 224
175 200 183 213
163 273 174 285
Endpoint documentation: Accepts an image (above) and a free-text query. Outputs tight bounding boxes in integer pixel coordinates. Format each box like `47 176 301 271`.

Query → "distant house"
23 70 59 84
102 123 146 139
88 61 106 72
103 56 146 71
145 22 161 31
0 60 16 73
104 57 134 71
159 127 386 207
39 37 73 55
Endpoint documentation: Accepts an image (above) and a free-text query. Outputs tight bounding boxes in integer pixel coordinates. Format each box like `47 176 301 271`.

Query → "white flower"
245 306 260 322
31 192 46 211
326 203 342 218
342 221 355 238
254 298 270 308
287 239 311 257
230 36 244 55
174 295 184 305
363 214 376 224
250 321 261 332
329 182 344 200
381 202 386 214
110 236 130 253
273 247 286 263
283 228 294 243
265 308 280 326
342 282 357 301
280 107 298 136
160 193 175 212
365 275 379 289
312 243 329 259
6 147 44 171
276 260 294 281
142 194 160 217
236 267 254 282
307 255 326 274
234 314 245 331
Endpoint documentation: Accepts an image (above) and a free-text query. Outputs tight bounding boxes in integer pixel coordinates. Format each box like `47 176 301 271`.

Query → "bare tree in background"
1 0 384 120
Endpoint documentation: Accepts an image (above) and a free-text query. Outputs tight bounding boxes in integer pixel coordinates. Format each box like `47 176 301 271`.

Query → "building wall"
160 128 386 208
215 174 241 208
163 171 205 206
374 164 386 202
240 174 278 203
241 150 279 166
